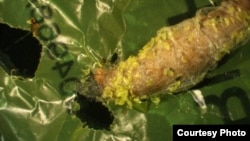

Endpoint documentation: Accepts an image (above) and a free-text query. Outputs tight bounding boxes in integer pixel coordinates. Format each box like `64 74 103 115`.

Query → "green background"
0 0 250 140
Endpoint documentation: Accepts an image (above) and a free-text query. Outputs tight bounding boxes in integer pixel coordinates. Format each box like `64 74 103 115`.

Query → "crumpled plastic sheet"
0 69 67 141
1 0 250 141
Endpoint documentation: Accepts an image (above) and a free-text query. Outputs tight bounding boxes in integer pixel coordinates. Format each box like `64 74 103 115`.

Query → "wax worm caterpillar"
80 0 250 106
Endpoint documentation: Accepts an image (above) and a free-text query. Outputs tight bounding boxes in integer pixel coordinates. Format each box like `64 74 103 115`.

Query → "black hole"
0 23 42 78
75 94 114 130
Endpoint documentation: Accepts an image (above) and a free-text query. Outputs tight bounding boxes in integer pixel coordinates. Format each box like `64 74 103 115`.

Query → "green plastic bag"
0 0 250 140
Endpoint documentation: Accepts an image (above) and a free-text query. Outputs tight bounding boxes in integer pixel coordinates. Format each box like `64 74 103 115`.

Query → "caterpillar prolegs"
82 0 250 106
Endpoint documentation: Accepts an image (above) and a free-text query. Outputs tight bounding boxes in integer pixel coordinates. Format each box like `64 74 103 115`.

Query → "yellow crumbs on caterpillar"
85 0 250 107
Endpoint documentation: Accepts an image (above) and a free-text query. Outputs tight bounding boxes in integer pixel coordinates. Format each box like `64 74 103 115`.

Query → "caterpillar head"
77 72 102 100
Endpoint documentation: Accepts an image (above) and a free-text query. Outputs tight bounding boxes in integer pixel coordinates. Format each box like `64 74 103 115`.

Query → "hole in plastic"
75 94 114 130
0 23 42 78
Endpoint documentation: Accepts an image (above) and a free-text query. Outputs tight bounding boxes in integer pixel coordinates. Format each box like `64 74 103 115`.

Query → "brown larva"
81 0 250 106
